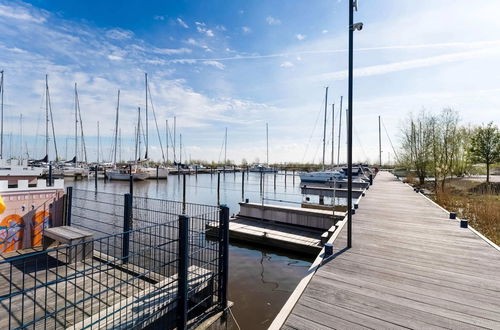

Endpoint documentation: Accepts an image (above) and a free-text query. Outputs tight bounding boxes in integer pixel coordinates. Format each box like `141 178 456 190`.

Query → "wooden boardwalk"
276 171 500 329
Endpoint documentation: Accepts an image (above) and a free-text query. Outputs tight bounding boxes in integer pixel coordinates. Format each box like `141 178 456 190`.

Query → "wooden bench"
43 226 94 263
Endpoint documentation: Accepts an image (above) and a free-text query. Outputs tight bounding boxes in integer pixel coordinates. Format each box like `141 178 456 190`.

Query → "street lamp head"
352 22 363 31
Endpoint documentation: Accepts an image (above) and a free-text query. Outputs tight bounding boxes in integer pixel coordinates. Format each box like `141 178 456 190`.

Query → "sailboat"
140 73 169 179
249 123 277 173
62 83 88 178
106 92 148 181
0 76 43 184
299 88 345 183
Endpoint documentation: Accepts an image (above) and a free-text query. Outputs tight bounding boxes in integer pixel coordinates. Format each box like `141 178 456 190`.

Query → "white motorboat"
299 170 346 183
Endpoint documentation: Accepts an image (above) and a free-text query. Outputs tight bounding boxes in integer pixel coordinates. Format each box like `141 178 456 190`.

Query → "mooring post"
217 171 221 205
261 172 265 205
103 167 107 183
369 174 373 185
94 166 98 191
218 205 229 309
260 171 263 195
122 193 132 263
128 164 133 197
48 163 52 187
182 173 186 214
156 165 159 181
284 169 287 187
293 170 295 185
65 186 73 226
241 171 245 201
177 214 189 330
274 171 277 191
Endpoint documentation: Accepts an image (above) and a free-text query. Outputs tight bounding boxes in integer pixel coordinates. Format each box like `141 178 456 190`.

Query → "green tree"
469 122 500 183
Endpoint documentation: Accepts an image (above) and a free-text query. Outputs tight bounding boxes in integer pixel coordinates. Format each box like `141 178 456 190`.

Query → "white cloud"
203 60 225 70
106 28 134 40
154 15 165 21
177 17 189 28
153 47 192 55
296 34 306 41
242 26 251 34
316 46 500 81
195 22 214 37
266 16 281 25
107 54 123 61
322 30 328 34
280 61 294 68
0 3 46 23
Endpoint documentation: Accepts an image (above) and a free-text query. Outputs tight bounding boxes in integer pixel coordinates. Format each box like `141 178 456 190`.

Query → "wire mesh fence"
0 188 229 330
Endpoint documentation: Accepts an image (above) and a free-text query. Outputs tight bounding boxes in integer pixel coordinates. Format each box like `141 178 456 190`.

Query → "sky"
0 0 499 164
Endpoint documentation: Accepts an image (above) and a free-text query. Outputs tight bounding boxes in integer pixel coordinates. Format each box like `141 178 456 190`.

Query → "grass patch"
424 179 500 245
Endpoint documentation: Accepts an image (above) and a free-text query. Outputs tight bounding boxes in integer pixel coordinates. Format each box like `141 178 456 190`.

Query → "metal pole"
65 187 73 226
48 163 52 187
94 166 98 191
274 171 276 191
182 173 186 213
217 171 220 205
337 96 343 166
284 169 287 187
177 214 189 330
347 0 355 249
123 193 132 263
218 205 229 308
241 171 245 201
129 164 133 197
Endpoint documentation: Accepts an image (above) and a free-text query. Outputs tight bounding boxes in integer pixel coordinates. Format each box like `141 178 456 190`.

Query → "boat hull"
106 171 149 181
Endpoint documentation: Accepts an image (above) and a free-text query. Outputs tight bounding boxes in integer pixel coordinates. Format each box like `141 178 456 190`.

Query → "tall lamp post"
347 0 363 248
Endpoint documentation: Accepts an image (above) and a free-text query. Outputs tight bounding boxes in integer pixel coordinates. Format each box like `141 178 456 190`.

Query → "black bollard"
48 163 53 187
241 171 245 201
94 166 98 191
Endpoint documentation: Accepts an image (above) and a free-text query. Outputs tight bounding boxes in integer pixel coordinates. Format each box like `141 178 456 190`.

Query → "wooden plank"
280 171 500 329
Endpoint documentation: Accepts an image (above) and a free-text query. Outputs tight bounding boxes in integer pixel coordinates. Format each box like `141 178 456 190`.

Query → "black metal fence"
0 188 229 329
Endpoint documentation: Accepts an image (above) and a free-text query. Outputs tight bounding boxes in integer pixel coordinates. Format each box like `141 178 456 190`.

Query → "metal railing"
0 187 229 329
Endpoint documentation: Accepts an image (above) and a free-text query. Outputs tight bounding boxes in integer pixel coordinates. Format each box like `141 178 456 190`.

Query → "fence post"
218 205 229 309
122 193 132 264
177 214 190 330
65 187 73 226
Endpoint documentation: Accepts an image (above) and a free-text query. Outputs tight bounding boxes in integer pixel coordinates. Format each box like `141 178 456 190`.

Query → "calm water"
70 171 312 329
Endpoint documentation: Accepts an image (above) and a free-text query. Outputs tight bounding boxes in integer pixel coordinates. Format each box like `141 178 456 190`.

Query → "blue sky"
1 0 499 164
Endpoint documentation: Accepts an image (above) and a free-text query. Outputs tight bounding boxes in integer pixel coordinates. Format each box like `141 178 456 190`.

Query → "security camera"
352 22 363 31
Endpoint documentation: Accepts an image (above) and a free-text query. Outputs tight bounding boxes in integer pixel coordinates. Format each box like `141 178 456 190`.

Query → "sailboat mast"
224 127 227 165
19 114 23 160
337 96 343 165
145 73 148 160
179 134 182 164
322 87 329 170
331 103 335 167
45 74 49 160
76 91 87 163
173 116 176 162
74 83 78 164
166 120 169 164
137 107 141 162
113 90 120 164
378 115 382 167
97 121 100 163
0 70 4 159
119 128 122 163
266 123 269 165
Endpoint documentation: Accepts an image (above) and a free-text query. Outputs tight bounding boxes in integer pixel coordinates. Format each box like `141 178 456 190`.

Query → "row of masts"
320 86 345 170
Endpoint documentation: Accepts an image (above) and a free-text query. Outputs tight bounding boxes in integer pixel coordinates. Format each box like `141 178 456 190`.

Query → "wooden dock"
272 171 500 329
207 217 324 255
